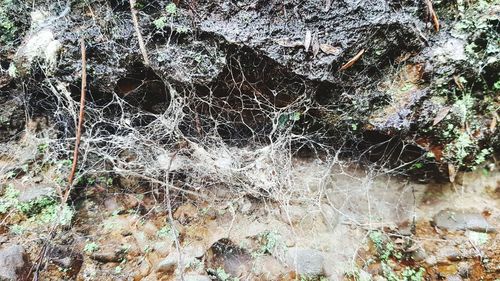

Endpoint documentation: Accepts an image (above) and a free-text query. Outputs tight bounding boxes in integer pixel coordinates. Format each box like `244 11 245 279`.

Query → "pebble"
252 255 286 280
433 209 494 232
90 250 123 263
0 245 29 280
285 247 324 277
446 275 463 281
182 274 211 281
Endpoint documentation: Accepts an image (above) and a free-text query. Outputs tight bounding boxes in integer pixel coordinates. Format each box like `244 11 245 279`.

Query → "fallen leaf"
319 43 341 55
425 0 440 32
323 0 332 12
433 106 451 126
395 52 411 64
394 238 405 244
490 113 498 133
340 49 365 70
405 243 420 253
275 38 303 48
312 32 320 57
453 75 465 90
304 30 312 52
448 163 456 183
430 145 443 161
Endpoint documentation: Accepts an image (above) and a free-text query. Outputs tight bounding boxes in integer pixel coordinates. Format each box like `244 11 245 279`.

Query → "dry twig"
64 39 87 203
425 0 440 32
129 0 150 65
340 49 365 70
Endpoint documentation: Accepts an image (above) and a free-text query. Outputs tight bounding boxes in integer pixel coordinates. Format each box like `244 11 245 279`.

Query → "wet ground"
1 159 498 280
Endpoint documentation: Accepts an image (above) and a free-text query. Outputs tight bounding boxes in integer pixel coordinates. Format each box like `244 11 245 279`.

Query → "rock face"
0 90 25 142
0 0 497 179
432 209 495 233
197 0 423 82
14 184 54 203
285 247 324 277
0 245 29 281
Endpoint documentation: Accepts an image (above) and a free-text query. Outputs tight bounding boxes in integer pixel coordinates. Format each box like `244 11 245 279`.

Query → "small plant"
401 267 425 281
253 230 281 257
278 111 301 128
0 184 20 213
84 242 99 254
37 143 49 154
368 231 401 261
18 195 57 216
381 262 400 281
410 162 423 170
0 0 18 44
157 225 179 239
165 3 177 15
208 267 239 281
10 224 25 235
153 17 167 30
153 3 178 30
114 266 122 274
186 258 204 271
176 26 189 34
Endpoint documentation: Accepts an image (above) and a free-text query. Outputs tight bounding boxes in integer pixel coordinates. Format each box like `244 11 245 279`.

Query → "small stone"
121 194 140 209
205 209 217 220
51 257 73 268
320 203 339 228
157 252 179 273
252 255 286 280
280 205 305 225
132 260 151 281
432 209 494 232
182 274 211 281
153 241 173 257
90 250 123 263
104 197 120 212
457 261 471 278
182 242 206 258
15 184 54 202
133 231 150 253
285 247 324 277
397 220 414 236
285 239 296 247
174 203 198 223
142 221 159 237
32 176 43 183
438 246 462 262
0 245 29 280
238 197 253 214
425 255 437 266
446 275 463 281
411 248 427 262
157 250 198 273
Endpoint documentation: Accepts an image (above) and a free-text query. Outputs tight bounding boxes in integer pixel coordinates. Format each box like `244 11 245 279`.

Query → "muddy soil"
1 160 498 280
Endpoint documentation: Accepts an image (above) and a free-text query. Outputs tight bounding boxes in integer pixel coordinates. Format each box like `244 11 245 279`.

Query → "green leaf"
290 112 301 121
165 3 177 15
153 17 167 30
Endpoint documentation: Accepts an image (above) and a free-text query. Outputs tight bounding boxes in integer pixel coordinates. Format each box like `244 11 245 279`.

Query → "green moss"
0 0 17 45
0 184 20 213
0 184 73 226
84 242 100 254
18 195 57 216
